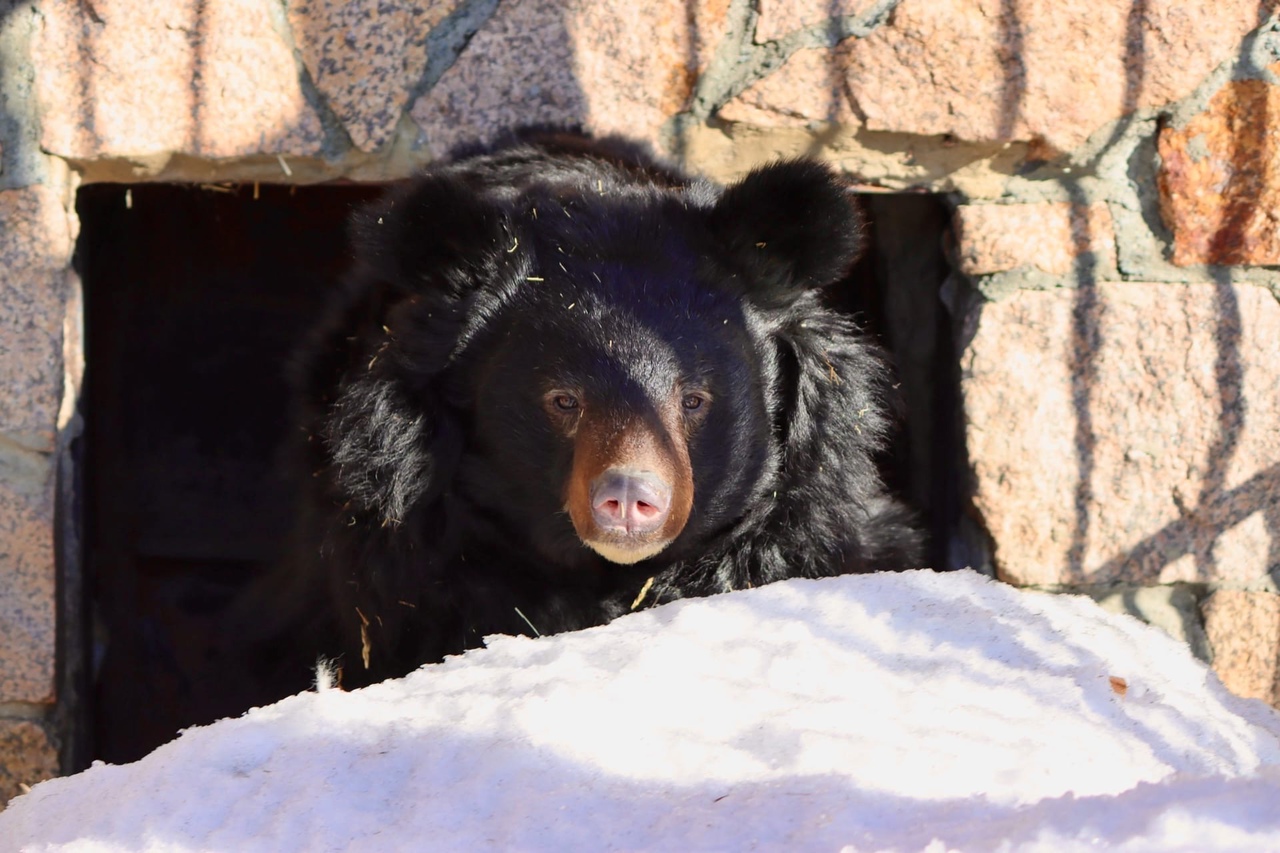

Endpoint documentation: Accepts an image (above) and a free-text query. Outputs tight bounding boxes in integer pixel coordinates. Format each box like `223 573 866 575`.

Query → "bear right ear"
351 172 512 301
708 160 865 309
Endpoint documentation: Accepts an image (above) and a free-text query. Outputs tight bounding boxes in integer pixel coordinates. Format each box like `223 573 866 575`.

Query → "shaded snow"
4 569 1280 851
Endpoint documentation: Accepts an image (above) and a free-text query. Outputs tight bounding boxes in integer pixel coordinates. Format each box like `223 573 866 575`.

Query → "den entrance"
76 181 954 766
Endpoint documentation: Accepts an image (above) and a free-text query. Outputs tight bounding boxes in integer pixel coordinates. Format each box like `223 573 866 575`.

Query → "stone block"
410 0 730 157
813 0 1268 153
411 0 579 157
1202 589 1280 706
0 443 56 704
953 202 1116 277
35 0 324 160
754 0 877 42
287 0 461 152
0 186 72 453
1159 69 1280 266
962 282 1280 587
0 720 59 809
718 47 861 128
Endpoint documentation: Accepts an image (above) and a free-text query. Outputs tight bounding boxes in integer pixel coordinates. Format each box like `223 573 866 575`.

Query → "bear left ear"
352 172 512 302
709 160 865 308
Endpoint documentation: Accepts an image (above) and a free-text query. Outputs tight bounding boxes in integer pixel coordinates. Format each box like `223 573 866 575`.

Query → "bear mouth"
580 535 675 565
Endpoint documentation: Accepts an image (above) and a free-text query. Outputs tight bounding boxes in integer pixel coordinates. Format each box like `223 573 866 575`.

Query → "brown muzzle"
564 402 693 564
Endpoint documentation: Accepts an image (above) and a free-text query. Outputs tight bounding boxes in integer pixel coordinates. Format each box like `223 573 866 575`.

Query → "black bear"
254 134 922 690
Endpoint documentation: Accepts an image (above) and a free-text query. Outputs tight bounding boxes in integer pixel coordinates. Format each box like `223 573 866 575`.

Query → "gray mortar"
1185 134 1211 163
1241 14 1280 84
1099 117 1174 280
666 0 757 154
0 701 49 720
1081 584 1212 663
0 434 48 501
265 0 354 162
1110 126 1280 289
943 12 1280 297
237 0 505 165
295 0 504 168
34 0 503 183
402 0 503 150
985 49 1280 293
1095 116 1280 290
1166 10 1280 131
0 2 51 189
309 0 503 169
968 268 1094 302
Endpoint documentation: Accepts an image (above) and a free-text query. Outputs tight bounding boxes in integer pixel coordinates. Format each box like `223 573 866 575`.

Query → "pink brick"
288 0 461 152
36 0 324 159
1203 590 1280 707
953 203 1116 277
411 0 731 157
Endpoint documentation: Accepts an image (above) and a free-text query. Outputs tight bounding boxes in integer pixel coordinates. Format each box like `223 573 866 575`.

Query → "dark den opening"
75 181 955 765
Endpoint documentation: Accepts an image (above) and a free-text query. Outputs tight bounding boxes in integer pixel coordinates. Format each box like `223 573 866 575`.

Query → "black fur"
245 134 923 691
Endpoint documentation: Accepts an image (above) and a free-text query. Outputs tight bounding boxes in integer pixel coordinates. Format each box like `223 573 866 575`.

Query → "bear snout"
590 468 672 535
565 406 694 566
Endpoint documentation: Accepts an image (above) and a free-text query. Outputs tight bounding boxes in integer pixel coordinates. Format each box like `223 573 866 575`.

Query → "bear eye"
551 393 579 412
681 393 706 412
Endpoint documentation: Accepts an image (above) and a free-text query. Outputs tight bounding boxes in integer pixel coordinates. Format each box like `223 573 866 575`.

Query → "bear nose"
590 468 672 535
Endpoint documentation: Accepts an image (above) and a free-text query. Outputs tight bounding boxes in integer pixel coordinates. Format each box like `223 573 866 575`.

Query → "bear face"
455 197 780 573
255 135 924 689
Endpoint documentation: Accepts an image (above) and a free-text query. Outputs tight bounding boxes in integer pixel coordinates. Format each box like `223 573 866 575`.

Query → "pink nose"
590 469 672 534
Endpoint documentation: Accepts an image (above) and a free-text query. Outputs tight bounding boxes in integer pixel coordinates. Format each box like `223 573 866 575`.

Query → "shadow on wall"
0 0 85 795
1083 82 1280 588
1061 0 1280 591
45 0 315 158
969 0 1280 597
0 2 39 186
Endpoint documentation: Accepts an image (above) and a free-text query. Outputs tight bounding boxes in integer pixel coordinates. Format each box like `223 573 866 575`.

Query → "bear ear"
352 172 511 300
708 160 865 309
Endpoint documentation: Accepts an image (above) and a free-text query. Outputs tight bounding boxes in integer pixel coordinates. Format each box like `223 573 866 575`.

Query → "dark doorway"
74 181 955 767
77 182 381 764
837 193 959 573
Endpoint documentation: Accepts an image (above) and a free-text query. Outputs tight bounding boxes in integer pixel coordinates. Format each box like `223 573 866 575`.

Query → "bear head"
333 157 866 573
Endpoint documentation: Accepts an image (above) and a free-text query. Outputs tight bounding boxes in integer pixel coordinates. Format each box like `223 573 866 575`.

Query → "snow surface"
5 569 1280 852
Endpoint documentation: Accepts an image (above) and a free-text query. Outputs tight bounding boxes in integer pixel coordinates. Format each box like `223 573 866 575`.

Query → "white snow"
5 569 1280 852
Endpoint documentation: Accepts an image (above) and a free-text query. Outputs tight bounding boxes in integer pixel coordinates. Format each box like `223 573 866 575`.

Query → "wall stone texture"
1203 590 1280 706
411 0 731 157
0 720 59 808
0 186 73 453
1159 65 1280 267
0 443 57 705
288 0 461 152
962 281 1280 588
4 0 1280 803
16 0 1280 179
753 0 878 43
35 0 326 161
952 202 1117 277
722 0 1271 154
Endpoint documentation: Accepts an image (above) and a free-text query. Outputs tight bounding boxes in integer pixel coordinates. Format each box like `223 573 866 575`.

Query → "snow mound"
5 569 1280 852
